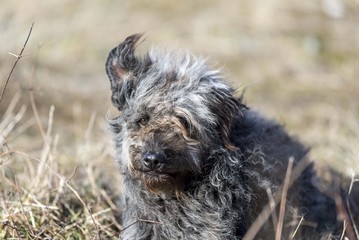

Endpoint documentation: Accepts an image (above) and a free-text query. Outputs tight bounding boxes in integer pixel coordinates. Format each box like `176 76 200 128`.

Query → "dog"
105 34 342 239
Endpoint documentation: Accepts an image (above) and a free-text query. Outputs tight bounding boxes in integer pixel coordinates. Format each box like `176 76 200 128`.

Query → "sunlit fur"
106 34 339 239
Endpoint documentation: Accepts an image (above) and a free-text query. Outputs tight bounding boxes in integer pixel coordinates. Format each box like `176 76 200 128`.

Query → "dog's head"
106 34 245 195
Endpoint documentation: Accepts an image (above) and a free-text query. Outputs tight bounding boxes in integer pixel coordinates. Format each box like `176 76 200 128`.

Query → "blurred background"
0 0 358 237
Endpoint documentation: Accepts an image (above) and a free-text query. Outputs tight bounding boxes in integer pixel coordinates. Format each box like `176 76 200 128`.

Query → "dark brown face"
124 113 203 196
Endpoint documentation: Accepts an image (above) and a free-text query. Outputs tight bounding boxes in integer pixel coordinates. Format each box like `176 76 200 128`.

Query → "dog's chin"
140 172 185 196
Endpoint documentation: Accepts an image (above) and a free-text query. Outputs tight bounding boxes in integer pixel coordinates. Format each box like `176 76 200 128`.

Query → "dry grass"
1 96 122 239
1 0 359 239
1 26 122 238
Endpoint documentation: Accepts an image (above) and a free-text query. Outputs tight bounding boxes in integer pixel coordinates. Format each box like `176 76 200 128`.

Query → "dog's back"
235 110 340 239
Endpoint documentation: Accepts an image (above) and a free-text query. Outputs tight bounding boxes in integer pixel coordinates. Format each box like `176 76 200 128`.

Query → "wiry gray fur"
105 34 340 239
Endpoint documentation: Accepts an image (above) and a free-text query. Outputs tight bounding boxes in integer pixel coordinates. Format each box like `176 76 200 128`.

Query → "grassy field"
1 0 358 239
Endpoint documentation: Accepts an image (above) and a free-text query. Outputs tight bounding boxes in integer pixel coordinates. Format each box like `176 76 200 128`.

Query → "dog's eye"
135 115 149 127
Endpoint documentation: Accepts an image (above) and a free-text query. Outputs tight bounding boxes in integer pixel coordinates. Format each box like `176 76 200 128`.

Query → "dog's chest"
132 195 239 240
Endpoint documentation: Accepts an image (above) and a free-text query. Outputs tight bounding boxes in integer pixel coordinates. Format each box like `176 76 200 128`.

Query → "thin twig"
109 217 161 238
32 105 54 188
266 187 278 229
339 221 347 240
290 216 304 239
346 171 359 238
275 157 294 240
29 92 46 140
0 22 34 106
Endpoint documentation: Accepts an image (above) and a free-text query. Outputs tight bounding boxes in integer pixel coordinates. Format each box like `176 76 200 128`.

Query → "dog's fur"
105 34 341 239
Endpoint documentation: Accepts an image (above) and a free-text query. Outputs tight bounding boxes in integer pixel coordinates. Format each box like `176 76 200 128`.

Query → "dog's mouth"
137 170 186 195
142 172 172 182
141 171 173 185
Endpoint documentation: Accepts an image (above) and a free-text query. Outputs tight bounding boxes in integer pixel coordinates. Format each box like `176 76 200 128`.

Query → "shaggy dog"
105 34 340 239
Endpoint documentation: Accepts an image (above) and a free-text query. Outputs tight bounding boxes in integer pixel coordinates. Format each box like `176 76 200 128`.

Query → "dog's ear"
105 34 145 110
209 88 246 150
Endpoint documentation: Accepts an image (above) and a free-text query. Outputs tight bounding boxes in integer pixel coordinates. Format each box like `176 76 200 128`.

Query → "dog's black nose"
142 152 166 170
